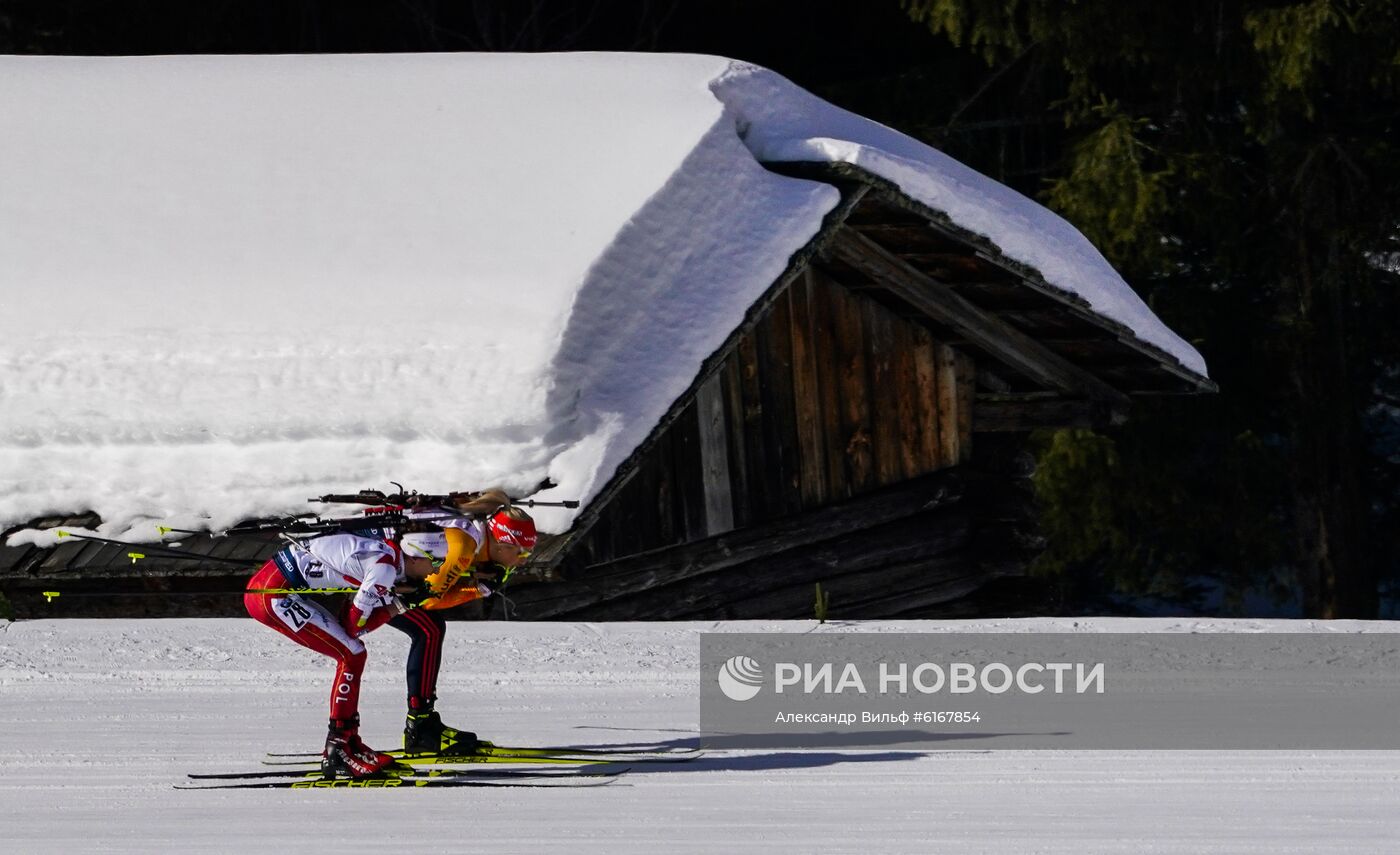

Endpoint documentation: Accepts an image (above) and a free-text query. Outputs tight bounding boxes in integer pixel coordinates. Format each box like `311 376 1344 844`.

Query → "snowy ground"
2 617 1398 854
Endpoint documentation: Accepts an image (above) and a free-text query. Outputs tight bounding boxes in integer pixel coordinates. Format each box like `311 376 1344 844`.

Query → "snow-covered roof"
0 53 1207 542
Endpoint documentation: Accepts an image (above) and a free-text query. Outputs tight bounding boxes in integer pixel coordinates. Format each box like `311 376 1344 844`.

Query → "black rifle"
311 485 579 510
224 512 407 537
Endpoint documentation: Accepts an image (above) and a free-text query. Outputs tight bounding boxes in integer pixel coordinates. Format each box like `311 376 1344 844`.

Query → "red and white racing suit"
244 533 403 720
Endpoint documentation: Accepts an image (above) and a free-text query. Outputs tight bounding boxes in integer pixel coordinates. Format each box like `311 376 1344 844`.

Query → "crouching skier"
244 531 439 778
393 490 537 756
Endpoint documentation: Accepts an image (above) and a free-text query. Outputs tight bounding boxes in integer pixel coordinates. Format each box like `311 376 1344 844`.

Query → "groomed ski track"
2 618 1397 854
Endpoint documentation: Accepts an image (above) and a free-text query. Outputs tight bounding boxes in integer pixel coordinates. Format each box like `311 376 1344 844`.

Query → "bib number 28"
275 597 314 631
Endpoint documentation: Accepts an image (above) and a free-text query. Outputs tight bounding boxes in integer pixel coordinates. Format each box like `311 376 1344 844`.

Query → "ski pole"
53 531 266 568
39 586 365 603
38 581 438 602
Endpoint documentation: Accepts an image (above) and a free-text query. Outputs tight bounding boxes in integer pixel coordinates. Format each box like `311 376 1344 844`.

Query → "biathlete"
392 489 537 755
243 491 536 778
244 530 435 777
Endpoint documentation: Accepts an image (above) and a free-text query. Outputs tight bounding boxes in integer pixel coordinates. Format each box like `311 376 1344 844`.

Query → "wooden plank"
671 402 707 543
828 229 1130 404
832 282 875 494
603 474 645 561
708 563 980 620
809 268 850 500
756 288 803 517
652 423 676 548
734 332 769 521
1039 338 1144 363
844 569 991 618
843 202 934 230
228 536 280 563
70 541 130 571
191 539 271 569
945 280 1055 309
846 222 953 249
863 298 903 487
955 348 975 464
751 309 784 519
912 328 941 474
721 356 752 528
583 511 613 566
998 308 1104 337
634 445 663 555
206 536 244 561
166 534 222 568
40 541 95 571
695 373 734 537
889 313 924 481
976 364 1015 393
902 253 1007 283
973 396 1128 432
600 497 630 564
788 269 828 508
828 543 984 608
935 344 960 466
0 545 36 575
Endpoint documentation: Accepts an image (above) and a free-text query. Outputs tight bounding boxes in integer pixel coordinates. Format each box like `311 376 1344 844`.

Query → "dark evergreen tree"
901 0 1400 617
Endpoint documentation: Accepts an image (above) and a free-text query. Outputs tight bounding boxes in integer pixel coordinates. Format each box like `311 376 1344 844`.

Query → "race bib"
275 596 314 631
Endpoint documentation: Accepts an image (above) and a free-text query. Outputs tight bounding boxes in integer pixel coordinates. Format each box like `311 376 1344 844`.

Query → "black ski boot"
323 715 396 779
404 704 479 756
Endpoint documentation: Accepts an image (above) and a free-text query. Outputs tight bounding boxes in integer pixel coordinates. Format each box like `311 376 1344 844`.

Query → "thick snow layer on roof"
0 53 1205 542
713 62 1207 377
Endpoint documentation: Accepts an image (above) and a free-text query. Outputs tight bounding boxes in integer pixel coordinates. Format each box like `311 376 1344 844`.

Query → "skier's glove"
340 600 398 637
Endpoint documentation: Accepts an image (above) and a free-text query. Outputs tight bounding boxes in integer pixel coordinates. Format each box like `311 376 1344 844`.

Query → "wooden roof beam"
827 229 1130 404
974 394 1128 432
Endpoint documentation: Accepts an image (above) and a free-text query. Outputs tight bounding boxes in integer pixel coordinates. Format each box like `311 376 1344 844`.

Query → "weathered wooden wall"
569 264 975 568
507 468 1037 620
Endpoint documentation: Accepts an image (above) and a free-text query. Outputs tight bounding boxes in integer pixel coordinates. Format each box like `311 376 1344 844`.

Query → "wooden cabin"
508 163 1213 620
0 163 1211 621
